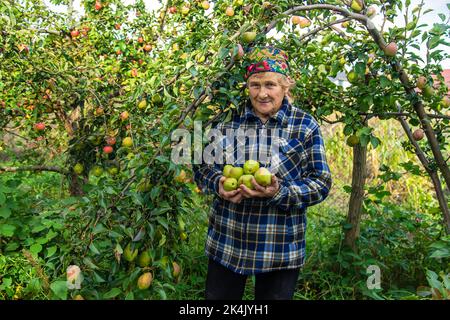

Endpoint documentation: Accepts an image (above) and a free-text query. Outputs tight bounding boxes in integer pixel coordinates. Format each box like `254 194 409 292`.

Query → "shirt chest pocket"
278 139 308 180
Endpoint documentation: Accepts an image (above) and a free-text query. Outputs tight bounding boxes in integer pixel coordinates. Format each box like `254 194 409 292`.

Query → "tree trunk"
429 172 450 234
68 172 86 196
344 143 367 252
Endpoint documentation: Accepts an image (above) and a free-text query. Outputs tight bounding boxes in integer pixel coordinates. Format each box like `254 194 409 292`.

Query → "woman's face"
247 72 288 120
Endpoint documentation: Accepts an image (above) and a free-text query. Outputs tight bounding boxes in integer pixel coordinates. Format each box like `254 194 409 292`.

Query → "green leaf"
0 192 5 205
370 136 380 148
379 76 391 88
50 280 68 300
83 257 99 270
89 243 101 255
30 243 43 255
36 237 49 245
343 125 353 136
355 62 366 76
156 216 169 230
156 155 169 163
0 224 16 237
428 36 441 49
46 246 57 258
93 271 106 283
0 207 11 218
360 134 370 146
92 223 107 234
430 249 450 259
125 291 134 300
103 288 122 299
426 270 442 289
156 288 167 300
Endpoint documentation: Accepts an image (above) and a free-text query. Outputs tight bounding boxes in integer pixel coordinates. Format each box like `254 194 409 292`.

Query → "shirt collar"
243 98 290 126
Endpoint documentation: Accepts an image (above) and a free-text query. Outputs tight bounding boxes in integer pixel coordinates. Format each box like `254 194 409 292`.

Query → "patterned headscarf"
244 46 290 79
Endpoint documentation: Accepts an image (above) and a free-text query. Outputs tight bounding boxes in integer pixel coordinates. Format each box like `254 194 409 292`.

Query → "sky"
44 0 450 68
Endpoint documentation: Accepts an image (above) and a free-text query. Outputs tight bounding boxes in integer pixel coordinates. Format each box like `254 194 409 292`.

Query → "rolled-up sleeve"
267 125 332 211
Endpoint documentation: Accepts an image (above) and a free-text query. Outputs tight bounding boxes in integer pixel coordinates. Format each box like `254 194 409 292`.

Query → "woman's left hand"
239 175 280 199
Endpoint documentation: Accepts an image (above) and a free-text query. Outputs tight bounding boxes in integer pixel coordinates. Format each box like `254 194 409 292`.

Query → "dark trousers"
205 258 300 300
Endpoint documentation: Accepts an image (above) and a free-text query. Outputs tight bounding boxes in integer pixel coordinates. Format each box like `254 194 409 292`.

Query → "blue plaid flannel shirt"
193 98 332 275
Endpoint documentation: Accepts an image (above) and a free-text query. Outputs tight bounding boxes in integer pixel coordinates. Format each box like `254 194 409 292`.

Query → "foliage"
0 253 49 300
0 0 449 299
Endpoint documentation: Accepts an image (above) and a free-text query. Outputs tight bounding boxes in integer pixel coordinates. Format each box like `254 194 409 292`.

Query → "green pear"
242 31 256 43
350 0 363 12
123 243 138 262
91 166 103 177
223 178 238 191
137 272 153 290
346 134 360 147
223 164 233 177
137 251 152 267
229 167 244 180
422 86 435 99
243 160 260 175
73 163 84 175
347 71 357 83
238 174 255 190
254 168 272 187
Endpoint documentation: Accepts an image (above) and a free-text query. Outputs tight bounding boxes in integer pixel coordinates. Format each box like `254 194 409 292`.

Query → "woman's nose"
259 87 268 97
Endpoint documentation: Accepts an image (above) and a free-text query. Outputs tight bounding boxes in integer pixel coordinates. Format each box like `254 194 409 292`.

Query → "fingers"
240 183 265 198
271 175 276 184
271 175 279 191
220 189 240 198
251 177 266 193
229 192 243 204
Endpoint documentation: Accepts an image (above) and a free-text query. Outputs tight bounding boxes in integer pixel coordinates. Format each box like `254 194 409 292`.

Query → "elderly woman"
193 47 332 300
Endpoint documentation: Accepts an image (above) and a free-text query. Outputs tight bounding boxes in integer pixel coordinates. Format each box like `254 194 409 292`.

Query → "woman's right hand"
218 176 243 204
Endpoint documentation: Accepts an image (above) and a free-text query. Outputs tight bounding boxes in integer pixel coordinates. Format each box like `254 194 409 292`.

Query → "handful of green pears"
222 160 272 192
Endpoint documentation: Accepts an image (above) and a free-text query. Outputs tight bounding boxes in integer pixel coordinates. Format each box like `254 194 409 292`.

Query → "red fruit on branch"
412 129 424 141
120 111 129 120
416 76 427 90
383 42 398 57
70 30 79 38
95 1 102 11
106 137 116 146
34 123 46 131
143 44 152 52
103 145 114 154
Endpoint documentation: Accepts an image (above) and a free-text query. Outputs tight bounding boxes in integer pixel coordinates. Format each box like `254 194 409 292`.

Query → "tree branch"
264 4 369 35
360 112 450 120
0 165 69 175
